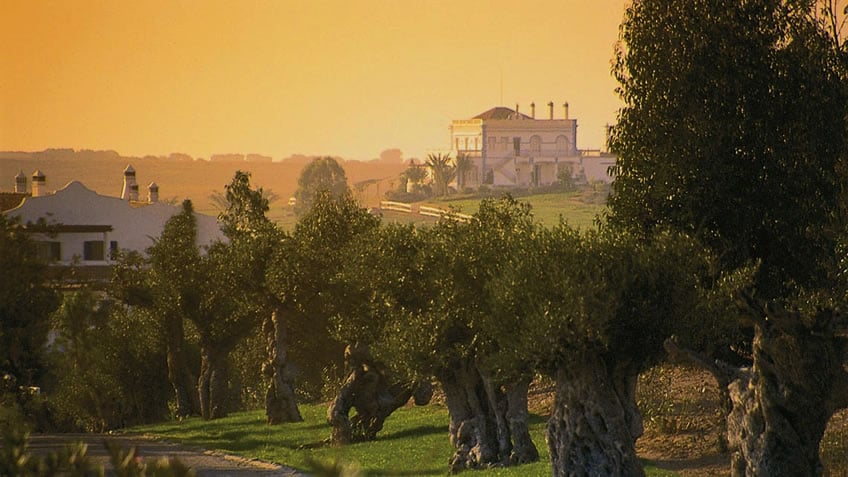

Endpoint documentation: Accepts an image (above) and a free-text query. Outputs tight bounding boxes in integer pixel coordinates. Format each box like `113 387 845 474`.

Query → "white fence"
379 201 472 223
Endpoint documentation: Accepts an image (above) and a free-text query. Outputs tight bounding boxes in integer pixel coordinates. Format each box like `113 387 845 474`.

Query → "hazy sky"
1 0 626 161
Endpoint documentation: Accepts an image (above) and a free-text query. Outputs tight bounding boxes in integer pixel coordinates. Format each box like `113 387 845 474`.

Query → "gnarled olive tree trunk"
438 360 538 474
263 309 302 424
726 300 848 477
546 352 644 477
327 344 432 445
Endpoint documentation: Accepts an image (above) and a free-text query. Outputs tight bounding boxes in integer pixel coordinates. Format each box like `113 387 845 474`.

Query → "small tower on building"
31 170 46 197
148 182 159 203
121 165 137 201
14 171 27 193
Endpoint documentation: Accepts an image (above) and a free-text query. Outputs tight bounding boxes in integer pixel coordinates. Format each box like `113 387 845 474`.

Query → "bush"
45 294 172 431
228 333 266 410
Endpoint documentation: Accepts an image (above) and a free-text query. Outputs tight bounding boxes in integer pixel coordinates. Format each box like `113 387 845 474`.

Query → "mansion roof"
472 107 532 121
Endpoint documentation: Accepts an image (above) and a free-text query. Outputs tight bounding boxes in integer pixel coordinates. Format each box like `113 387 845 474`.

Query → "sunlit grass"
126 402 675 476
428 190 607 229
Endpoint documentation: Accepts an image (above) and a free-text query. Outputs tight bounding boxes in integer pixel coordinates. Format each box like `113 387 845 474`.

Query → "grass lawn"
126 402 675 476
427 190 607 229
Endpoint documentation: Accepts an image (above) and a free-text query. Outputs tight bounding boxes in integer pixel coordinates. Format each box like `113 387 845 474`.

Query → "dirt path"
27 434 306 476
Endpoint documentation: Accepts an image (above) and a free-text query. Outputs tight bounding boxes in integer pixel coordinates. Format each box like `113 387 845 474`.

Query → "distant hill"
0 150 408 221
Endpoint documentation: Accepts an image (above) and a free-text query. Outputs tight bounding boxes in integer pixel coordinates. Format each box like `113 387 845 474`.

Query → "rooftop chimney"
515 103 520 118
121 164 137 200
129 184 139 202
530 102 536 119
563 102 569 120
14 171 26 193
548 101 554 120
31 170 45 197
148 182 159 203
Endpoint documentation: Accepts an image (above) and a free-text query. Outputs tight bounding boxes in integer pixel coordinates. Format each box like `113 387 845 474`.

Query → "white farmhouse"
448 103 615 189
3 167 223 280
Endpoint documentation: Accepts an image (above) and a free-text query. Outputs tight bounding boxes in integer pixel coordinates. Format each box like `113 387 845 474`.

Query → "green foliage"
554 163 576 192
227 332 267 410
294 157 351 215
218 170 274 239
267 192 381 400
339 195 721 384
46 291 171 431
0 214 61 386
608 0 848 299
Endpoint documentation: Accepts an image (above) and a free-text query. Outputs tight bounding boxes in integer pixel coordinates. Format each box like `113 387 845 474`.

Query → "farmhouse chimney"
121 164 137 201
530 102 536 119
31 170 45 197
14 171 26 193
548 101 554 120
148 182 159 203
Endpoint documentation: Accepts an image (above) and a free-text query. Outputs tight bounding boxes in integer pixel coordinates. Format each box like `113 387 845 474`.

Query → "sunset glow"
1 0 626 160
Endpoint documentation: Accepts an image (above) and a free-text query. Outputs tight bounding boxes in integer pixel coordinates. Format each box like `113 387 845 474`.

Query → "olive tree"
526 228 721 476
609 1 848 474
333 197 541 472
265 192 380 420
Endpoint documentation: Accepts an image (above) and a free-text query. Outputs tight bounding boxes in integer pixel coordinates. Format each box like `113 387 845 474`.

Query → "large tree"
214 171 293 422
609 1 848 474
265 192 380 419
293 157 350 215
334 197 542 472
529 227 720 477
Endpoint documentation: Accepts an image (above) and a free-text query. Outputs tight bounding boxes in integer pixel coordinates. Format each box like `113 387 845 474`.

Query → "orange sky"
0 0 626 161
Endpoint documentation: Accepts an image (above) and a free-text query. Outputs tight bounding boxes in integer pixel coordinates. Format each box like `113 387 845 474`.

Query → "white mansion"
448 103 615 189
2 166 223 282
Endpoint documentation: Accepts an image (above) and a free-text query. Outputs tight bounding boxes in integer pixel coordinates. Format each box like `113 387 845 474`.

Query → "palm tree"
425 153 456 197
454 153 473 191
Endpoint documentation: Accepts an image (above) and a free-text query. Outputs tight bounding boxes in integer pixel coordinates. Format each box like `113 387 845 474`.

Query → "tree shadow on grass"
368 469 445 476
292 422 330 431
378 424 447 442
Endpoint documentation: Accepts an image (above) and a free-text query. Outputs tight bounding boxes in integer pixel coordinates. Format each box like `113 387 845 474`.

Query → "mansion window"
83 240 105 261
529 135 542 155
556 135 570 154
487 136 497 151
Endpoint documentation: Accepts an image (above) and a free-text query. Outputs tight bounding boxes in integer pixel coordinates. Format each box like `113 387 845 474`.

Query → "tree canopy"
293 157 351 215
607 0 848 298
608 1 848 474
